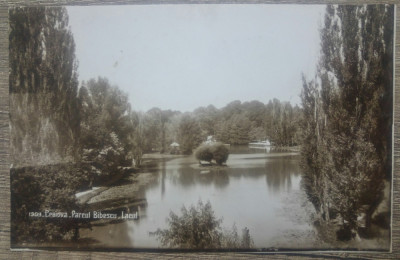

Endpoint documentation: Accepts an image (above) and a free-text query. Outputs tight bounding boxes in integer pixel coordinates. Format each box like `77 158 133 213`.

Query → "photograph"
9 3 393 251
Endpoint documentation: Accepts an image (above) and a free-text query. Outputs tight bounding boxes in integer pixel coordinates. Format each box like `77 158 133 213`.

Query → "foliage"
154 200 223 249
138 108 181 153
11 164 92 243
262 99 301 146
128 111 145 167
240 227 253 248
78 78 132 181
153 200 253 249
125 99 301 156
178 114 203 155
195 145 214 163
193 105 219 136
213 100 301 146
9 7 93 244
300 4 393 237
221 224 254 249
9 7 80 166
210 143 229 165
195 143 229 165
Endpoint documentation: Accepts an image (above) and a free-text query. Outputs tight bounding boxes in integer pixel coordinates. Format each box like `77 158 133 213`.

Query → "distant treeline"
135 97 302 156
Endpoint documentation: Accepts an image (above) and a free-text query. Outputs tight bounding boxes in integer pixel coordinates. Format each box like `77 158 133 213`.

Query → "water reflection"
161 159 166 198
213 170 229 188
172 166 230 189
83 146 306 248
157 150 300 194
264 156 300 193
192 161 295 192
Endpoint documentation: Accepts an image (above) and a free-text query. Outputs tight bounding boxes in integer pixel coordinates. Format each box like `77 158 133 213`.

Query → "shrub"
153 200 223 249
195 145 213 163
210 142 229 165
82 132 129 183
11 163 92 244
195 142 229 166
153 200 253 249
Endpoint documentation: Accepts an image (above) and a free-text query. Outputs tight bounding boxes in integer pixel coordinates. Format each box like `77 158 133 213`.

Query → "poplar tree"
10 7 79 166
301 4 393 236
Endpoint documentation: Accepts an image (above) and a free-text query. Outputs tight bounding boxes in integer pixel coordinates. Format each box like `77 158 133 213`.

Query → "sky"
67 4 325 113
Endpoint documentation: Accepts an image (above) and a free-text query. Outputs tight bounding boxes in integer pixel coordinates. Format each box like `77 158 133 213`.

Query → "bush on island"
195 145 213 163
195 142 229 165
211 143 229 165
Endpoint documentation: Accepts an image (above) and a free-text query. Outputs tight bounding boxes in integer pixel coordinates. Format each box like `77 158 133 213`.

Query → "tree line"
133 98 302 157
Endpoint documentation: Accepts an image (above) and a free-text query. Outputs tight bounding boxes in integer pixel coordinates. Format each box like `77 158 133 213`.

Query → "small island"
194 139 230 167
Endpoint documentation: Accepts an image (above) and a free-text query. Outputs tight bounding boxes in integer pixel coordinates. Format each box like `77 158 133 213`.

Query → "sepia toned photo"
10 4 393 251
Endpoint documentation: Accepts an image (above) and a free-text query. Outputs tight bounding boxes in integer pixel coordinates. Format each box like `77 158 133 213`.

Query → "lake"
81 146 317 249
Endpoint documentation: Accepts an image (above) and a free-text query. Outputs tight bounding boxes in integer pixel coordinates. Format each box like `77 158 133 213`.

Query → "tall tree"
178 114 202 155
301 4 393 236
264 99 301 146
78 78 132 180
10 7 79 166
9 7 88 244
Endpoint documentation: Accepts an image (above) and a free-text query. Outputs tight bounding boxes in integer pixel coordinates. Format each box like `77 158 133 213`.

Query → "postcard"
10 4 393 251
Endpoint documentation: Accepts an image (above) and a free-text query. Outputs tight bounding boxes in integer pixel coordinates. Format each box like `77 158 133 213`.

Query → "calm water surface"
83 146 314 248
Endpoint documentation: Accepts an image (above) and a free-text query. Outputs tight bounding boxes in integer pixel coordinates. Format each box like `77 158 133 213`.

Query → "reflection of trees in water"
264 157 300 193
228 167 266 178
141 159 169 193
174 167 230 189
213 169 229 188
150 154 300 195
174 167 196 187
154 155 301 194
194 170 214 186
161 159 166 198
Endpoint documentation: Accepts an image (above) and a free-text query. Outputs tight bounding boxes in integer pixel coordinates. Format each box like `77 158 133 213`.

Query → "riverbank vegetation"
300 5 393 242
152 200 254 249
11 163 92 242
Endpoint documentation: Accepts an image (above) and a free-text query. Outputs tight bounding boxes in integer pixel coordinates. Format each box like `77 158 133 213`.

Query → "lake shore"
77 153 184 209
76 150 389 250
